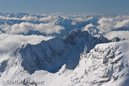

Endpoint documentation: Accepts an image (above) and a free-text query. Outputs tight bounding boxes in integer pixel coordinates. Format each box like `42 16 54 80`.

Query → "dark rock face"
0 60 8 73
99 35 109 43
63 30 90 45
112 37 121 42
19 37 67 74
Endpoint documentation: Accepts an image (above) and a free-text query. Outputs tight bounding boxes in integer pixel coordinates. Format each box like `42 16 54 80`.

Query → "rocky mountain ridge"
15 30 121 74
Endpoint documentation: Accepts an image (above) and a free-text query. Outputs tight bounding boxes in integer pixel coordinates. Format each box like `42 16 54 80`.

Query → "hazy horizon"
0 0 129 14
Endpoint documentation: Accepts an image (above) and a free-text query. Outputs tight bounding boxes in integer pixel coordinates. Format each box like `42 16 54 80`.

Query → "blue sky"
0 0 129 14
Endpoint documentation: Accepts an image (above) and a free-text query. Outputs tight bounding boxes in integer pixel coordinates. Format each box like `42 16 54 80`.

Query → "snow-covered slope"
69 40 129 86
29 40 129 86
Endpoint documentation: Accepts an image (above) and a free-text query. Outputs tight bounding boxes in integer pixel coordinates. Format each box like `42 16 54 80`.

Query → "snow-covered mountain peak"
14 30 123 75
64 30 97 46
15 30 101 74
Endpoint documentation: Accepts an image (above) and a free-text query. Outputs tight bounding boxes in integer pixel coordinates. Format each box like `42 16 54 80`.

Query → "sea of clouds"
82 15 129 39
3 22 65 34
0 13 129 59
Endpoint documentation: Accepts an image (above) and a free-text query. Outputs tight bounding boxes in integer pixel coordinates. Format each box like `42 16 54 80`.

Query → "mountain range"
0 12 129 86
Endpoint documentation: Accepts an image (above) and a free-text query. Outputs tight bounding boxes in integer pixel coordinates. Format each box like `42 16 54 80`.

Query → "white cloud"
0 16 20 20
104 31 129 40
73 18 85 21
39 16 59 22
39 16 53 22
97 16 129 33
82 23 94 31
4 22 65 34
114 19 129 28
82 23 97 34
97 17 116 33
21 15 39 21
0 34 53 54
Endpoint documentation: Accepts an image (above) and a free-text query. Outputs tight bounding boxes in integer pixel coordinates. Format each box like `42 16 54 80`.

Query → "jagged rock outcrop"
99 35 109 43
68 40 129 86
112 37 121 42
15 30 121 74
15 30 103 74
